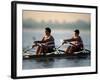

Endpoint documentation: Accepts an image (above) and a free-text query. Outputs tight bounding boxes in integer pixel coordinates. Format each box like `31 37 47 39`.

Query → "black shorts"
70 45 82 52
43 46 55 53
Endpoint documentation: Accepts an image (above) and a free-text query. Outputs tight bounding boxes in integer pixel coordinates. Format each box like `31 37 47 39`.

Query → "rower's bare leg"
43 46 48 53
36 46 43 56
38 47 43 55
65 46 71 54
68 46 75 54
36 46 41 56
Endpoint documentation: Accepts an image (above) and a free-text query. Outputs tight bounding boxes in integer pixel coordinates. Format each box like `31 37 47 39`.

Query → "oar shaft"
56 44 63 49
24 48 33 53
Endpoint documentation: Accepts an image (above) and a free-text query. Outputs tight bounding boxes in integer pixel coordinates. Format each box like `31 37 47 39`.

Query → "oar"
56 39 65 49
23 36 36 53
23 43 37 53
69 42 90 53
23 48 33 53
56 44 64 49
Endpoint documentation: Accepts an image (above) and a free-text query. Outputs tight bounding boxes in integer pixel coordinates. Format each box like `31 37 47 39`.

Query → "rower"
63 29 84 54
32 27 55 56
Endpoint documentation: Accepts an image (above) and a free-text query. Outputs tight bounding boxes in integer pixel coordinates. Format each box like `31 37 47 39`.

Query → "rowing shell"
23 49 90 59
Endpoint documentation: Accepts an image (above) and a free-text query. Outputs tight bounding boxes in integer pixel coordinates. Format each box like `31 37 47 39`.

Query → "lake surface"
22 29 91 70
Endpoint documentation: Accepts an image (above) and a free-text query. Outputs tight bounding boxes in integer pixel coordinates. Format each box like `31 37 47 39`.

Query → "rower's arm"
34 37 44 43
41 36 54 43
34 36 53 43
64 38 76 42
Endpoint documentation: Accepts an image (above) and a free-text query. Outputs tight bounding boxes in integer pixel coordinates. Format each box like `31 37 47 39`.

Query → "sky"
23 10 90 23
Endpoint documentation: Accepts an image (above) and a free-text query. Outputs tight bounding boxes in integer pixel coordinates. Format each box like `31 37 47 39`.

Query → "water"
23 57 90 69
22 29 91 70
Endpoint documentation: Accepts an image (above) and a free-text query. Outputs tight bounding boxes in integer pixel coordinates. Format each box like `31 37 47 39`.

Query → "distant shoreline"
23 28 90 33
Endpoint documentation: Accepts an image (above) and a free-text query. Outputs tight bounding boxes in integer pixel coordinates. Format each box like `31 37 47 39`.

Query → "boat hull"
23 52 90 59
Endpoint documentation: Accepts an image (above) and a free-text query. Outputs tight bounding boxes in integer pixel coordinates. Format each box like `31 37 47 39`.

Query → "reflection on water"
23 57 90 70
22 30 91 70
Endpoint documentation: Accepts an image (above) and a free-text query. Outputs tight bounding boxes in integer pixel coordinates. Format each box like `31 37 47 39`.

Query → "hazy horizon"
23 10 90 31
23 10 90 23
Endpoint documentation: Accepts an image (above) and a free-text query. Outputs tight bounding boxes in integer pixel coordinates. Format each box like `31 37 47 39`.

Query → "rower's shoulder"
79 36 82 39
50 35 54 38
50 35 55 40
